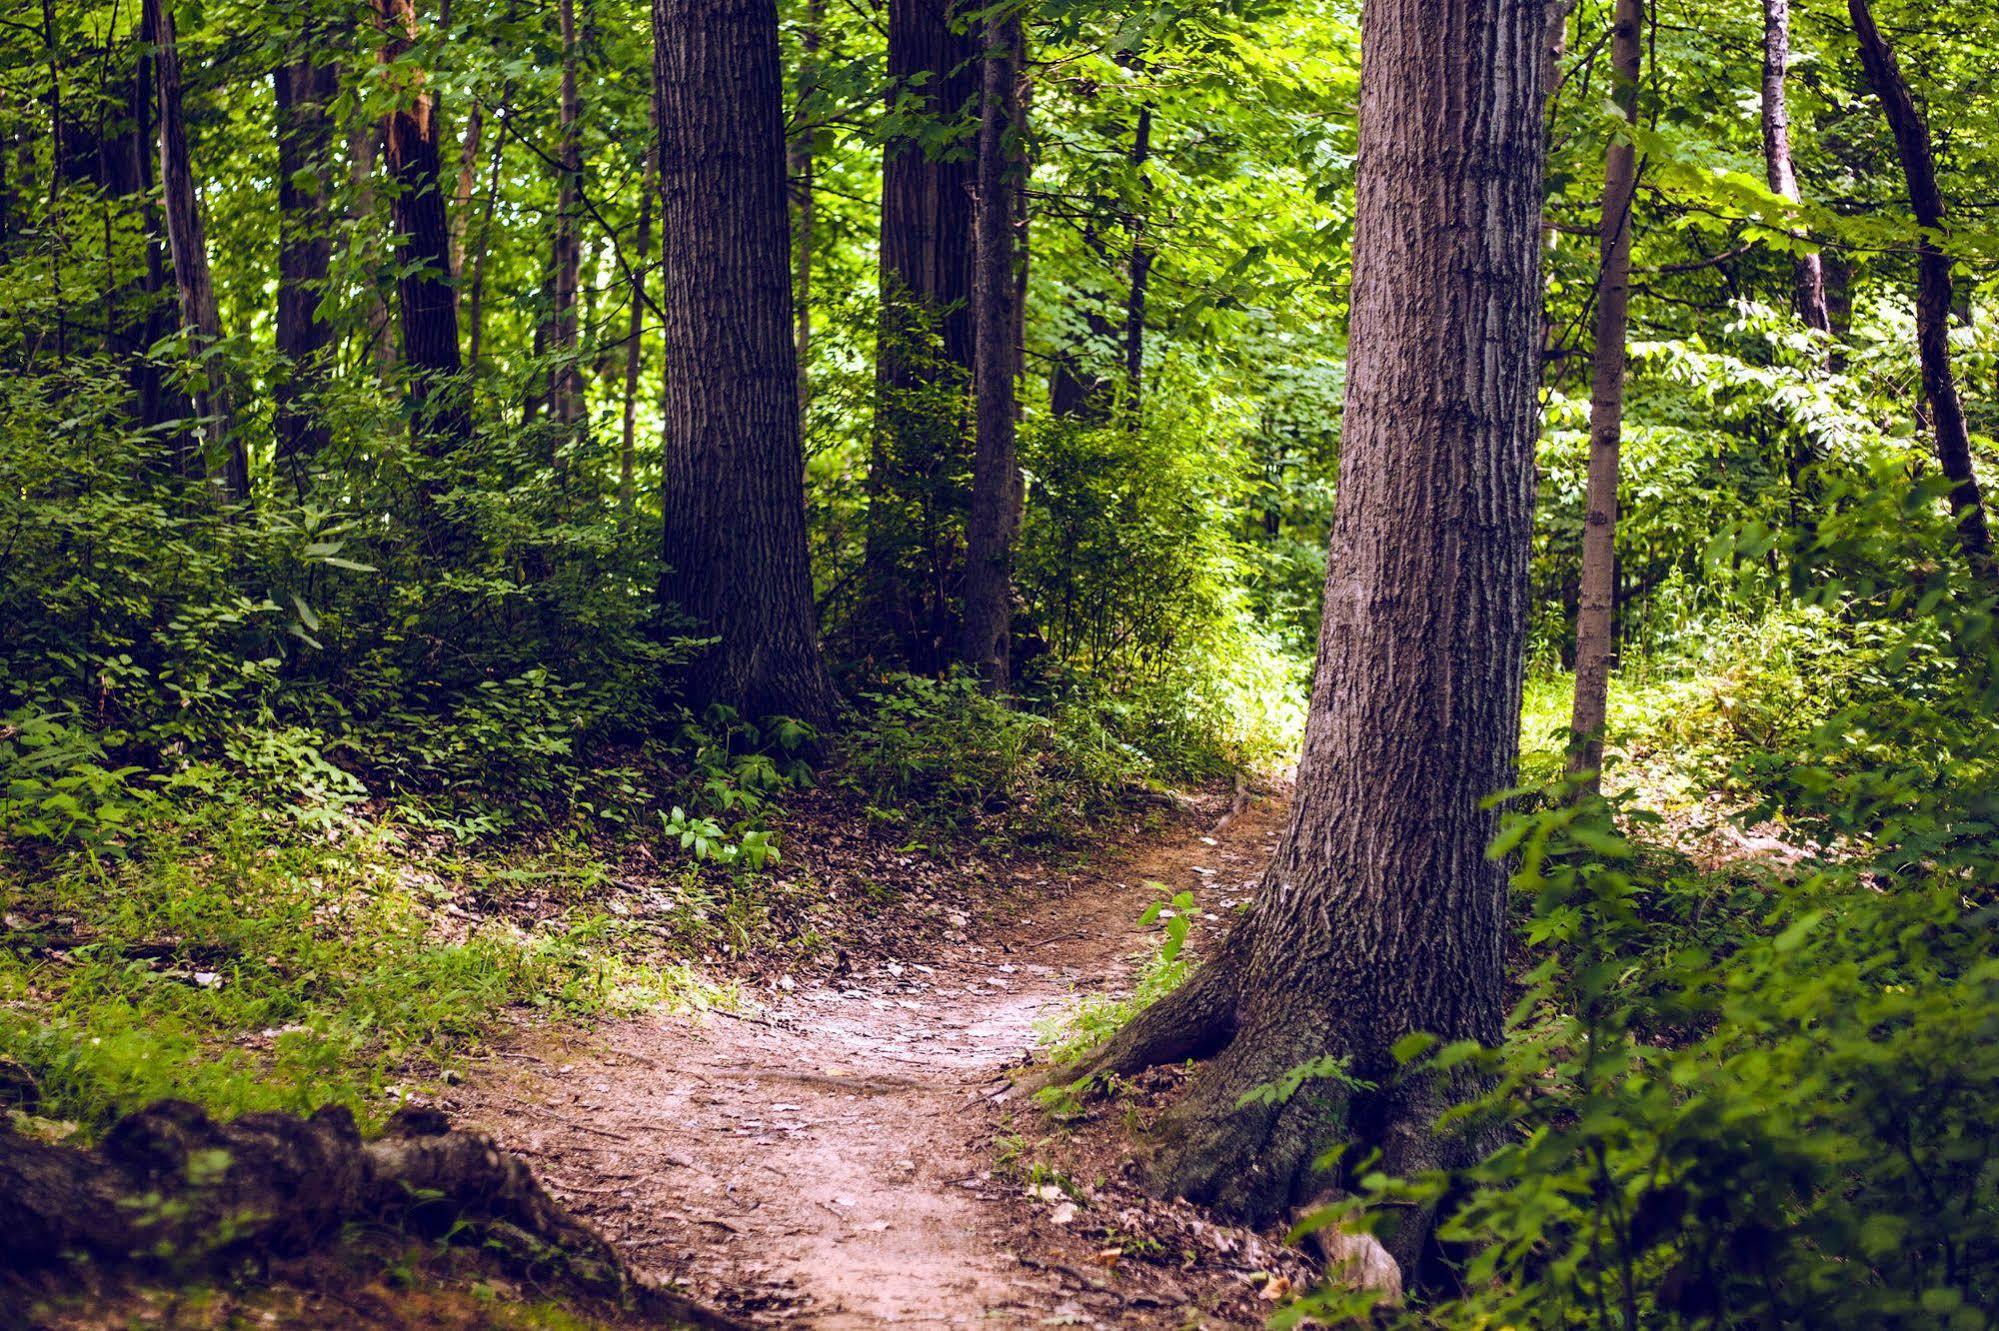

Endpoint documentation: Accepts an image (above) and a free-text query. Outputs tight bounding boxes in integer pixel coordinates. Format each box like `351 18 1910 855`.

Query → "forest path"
454 798 1286 1328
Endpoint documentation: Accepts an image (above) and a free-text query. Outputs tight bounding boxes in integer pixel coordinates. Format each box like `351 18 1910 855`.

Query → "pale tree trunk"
449 96 483 276
347 118 398 379
1849 0 1994 578
1565 0 1642 790
652 0 837 724
1761 0 1829 332
549 0 585 431
1049 0 1547 1277
147 0 247 502
960 10 1023 689
465 92 509 368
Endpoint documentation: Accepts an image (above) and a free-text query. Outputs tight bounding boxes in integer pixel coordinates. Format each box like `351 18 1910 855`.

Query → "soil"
446 793 1319 1328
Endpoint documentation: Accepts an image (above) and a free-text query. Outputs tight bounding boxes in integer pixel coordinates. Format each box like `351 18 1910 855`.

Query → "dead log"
0 1099 739 1328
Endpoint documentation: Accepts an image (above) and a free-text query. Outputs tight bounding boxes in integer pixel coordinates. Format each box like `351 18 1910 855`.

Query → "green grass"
1 807 729 1137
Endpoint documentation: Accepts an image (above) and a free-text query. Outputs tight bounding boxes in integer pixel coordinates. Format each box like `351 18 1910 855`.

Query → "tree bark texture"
1566 0 1641 790
1051 0 1547 1272
652 0 837 724
274 33 338 487
862 0 979 669
960 11 1023 690
1760 0 1829 334
1849 0 1994 577
377 0 470 453
147 0 247 502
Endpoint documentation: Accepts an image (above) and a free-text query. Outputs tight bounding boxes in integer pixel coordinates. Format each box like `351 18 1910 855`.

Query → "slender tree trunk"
1761 0 1828 333
1049 0 1547 1275
652 0 837 724
960 10 1022 688
548 0 585 431
377 0 469 452
147 0 247 502
1565 0 1642 789
619 143 655 520
1122 74 1152 418
274 31 338 489
449 96 483 276
348 117 398 379
465 91 509 368
1850 0 1994 577
862 0 979 668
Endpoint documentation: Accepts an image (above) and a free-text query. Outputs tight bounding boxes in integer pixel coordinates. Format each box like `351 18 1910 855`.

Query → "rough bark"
147 0 247 503
0 1100 739 1329
1760 0 1828 333
1566 0 1642 790
1849 0 1994 577
1047 0 1546 1275
861 0 980 669
377 0 470 453
652 0 838 724
274 34 338 488
960 11 1023 690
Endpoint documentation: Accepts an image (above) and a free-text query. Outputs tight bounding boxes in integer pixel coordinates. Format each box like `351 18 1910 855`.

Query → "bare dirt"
450 795 1315 1328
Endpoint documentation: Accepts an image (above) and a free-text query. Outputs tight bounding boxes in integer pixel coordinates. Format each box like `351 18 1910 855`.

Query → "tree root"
1 1099 742 1328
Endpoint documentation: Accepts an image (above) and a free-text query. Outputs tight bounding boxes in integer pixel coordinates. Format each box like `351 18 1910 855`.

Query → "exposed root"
1 1100 741 1329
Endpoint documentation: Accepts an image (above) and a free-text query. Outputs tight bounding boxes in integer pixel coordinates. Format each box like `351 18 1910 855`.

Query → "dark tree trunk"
1849 0 1994 577
1048 0 1547 1275
147 0 247 502
548 0 585 432
789 0 823 416
960 11 1023 689
1122 85 1152 419
377 0 470 453
1760 0 1828 333
861 0 979 668
274 35 338 489
1566 0 1641 790
652 0 837 724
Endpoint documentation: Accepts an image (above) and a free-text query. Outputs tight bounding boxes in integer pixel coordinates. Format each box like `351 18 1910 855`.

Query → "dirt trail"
454 799 1287 1328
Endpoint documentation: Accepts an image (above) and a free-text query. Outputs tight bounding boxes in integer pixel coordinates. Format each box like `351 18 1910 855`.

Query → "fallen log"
0 1099 739 1329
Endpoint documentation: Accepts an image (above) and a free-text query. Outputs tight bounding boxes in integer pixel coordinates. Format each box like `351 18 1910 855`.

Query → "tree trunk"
377 0 470 453
274 35 338 490
1565 0 1642 790
548 0 585 432
448 95 483 276
652 0 837 724
347 117 398 379
1049 0 1547 1275
1122 78 1152 419
960 11 1022 690
1849 0 1994 577
147 0 247 502
1760 0 1828 333
861 0 979 668
620 144 655 522
465 91 509 368
789 0 822 416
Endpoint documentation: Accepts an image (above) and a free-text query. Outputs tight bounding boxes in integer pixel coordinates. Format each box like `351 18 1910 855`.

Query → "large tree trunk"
960 11 1023 690
1849 0 1994 578
652 0 837 724
1565 0 1642 790
1047 0 1546 1277
147 0 247 503
377 0 470 454
861 0 979 669
548 0 585 433
274 33 338 490
1760 0 1828 333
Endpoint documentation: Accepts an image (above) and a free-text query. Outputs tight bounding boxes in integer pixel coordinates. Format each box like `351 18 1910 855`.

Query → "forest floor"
442 791 1319 1329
